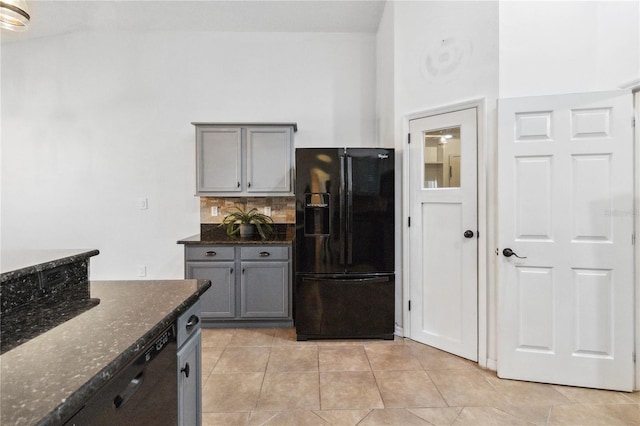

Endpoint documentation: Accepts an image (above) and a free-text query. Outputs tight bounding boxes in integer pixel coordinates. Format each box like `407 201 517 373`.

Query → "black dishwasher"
65 323 177 425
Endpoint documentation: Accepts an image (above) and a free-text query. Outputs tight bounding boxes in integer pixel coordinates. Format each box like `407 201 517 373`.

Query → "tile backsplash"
200 197 296 224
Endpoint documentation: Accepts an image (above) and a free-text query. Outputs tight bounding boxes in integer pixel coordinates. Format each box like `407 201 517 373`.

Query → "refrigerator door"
295 148 346 274
345 148 395 274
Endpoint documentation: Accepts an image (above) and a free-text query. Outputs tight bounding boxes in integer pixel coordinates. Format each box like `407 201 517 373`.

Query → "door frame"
634 87 640 390
402 98 489 368
620 78 639 391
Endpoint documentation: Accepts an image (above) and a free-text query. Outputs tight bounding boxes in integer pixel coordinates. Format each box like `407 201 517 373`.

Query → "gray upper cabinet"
193 123 296 196
196 127 242 193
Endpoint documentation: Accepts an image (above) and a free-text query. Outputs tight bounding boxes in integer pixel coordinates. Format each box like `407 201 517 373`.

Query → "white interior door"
497 91 635 391
408 108 478 361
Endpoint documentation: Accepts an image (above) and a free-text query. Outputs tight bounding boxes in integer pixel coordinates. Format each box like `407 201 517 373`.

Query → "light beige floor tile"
410 343 479 371
201 346 224 381
267 346 319 372
256 372 320 411
227 328 276 346
626 391 640 402
549 403 640 425
408 407 463 425
552 385 638 404
359 408 431 425
202 411 250 426
199 329 638 425
428 369 511 407
312 409 371 425
213 346 270 373
316 339 364 346
452 407 530 425
363 336 407 347
485 376 571 406
202 372 264 412
374 370 447 408
320 371 384 410
365 344 423 371
248 410 329 425
273 327 317 346
319 346 371 372
494 405 552 425
201 328 236 348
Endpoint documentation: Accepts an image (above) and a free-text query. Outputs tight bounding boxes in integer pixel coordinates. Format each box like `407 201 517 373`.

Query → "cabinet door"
196 127 242 193
186 262 235 318
246 127 293 194
240 261 289 318
178 329 201 426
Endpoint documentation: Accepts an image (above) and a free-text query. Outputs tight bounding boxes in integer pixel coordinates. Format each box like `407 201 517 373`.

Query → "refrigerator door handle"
339 154 346 266
346 155 353 265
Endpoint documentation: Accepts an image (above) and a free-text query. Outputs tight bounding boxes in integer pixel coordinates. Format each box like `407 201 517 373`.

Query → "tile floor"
200 328 640 425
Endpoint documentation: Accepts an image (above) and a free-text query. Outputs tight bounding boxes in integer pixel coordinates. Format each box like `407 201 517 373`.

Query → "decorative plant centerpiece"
220 206 274 239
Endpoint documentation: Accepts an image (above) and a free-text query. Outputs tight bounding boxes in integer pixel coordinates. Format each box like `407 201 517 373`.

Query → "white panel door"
497 91 635 391
409 108 478 361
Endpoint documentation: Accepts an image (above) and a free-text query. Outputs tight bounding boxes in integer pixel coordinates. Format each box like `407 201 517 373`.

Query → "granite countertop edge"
177 234 294 245
1 249 100 282
38 279 211 426
177 224 296 245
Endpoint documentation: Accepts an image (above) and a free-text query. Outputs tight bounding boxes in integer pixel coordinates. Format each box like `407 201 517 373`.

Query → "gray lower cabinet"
178 328 201 426
184 245 292 327
177 300 202 426
187 262 235 318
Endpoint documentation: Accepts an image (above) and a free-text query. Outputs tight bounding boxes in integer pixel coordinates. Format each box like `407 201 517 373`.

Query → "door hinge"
633 117 636 127
408 133 411 144
408 217 411 227
633 234 636 245
633 352 636 363
408 300 411 311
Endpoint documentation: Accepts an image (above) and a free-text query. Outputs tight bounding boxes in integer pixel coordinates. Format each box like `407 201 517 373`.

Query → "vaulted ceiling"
1 0 387 43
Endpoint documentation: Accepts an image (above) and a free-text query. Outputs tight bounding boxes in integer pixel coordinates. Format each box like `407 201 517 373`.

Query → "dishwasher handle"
113 371 144 409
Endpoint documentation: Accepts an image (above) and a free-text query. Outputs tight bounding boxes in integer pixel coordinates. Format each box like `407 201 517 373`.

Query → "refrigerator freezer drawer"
295 275 394 340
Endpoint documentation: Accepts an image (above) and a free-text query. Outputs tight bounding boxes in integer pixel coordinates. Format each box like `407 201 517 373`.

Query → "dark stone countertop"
0 279 211 426
177 223 295 245
0 249 100 281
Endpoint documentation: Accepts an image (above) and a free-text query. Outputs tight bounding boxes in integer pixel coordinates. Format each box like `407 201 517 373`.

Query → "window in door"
423 127 461 188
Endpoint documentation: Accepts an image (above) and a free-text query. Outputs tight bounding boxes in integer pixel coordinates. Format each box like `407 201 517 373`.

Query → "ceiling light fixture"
439 134 453 144
0 0 30 32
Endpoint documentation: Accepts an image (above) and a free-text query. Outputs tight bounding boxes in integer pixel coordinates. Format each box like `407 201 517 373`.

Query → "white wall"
386 0 638 370
1 31 377 279
385 0 499 361
499 1 640 97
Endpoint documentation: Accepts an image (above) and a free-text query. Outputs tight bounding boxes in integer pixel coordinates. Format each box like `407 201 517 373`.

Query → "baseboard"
394 323 404 337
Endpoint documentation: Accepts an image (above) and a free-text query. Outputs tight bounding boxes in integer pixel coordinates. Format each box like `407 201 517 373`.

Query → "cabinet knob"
259 251 270 257
205 251 217 257
185 314 200 331
248 182 251 188
181 363 190 378
237 182 240 188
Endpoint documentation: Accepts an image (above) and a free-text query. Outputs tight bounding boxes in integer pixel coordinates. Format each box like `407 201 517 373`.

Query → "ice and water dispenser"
304 193 330 236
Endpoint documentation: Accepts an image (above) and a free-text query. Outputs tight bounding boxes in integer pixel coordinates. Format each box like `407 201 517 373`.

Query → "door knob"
503 248 527 259
464 230 474 238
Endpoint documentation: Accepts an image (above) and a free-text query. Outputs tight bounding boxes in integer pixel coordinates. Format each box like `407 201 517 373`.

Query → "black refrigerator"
295 148 395 340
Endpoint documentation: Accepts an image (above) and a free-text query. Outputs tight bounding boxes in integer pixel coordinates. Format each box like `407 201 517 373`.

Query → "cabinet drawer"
186 246 235 261
177 300 201 348
241 246 288 261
